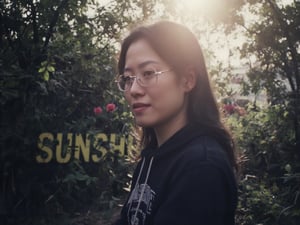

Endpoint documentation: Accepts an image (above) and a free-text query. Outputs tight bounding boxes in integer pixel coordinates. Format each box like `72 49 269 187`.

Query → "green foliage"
237 177 282 225
236 0 300 129
220 2 300 223
0 0 141 224
226 103 300 224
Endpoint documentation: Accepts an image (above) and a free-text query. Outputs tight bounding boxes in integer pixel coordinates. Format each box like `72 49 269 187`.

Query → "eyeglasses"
115 68 172 91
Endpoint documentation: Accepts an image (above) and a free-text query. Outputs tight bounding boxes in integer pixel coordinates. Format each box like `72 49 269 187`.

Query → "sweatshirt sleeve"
153 162 236 225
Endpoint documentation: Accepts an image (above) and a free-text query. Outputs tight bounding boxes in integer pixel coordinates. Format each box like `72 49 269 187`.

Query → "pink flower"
106 103 116 112
223 104 235 115
93 106 103 115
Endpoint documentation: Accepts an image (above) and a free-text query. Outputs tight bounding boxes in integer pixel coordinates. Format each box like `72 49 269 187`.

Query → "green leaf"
43 71 49 81
47 66 55 72
38 67 46 73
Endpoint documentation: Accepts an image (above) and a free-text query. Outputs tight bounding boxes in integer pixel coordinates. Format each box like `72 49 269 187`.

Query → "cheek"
151 84 184 108
124 92 132 104
147 86 165 100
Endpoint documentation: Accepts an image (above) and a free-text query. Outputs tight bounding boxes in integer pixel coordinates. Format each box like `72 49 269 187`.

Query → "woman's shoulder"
180 135 232 170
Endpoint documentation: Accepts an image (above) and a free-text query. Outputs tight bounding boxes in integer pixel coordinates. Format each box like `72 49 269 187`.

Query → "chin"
135 119 156 128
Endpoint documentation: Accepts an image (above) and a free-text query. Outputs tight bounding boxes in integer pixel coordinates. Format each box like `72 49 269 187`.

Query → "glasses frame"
115 69 172 91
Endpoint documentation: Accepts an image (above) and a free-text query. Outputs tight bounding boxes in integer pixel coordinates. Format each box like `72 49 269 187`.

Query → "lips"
132 103 151 113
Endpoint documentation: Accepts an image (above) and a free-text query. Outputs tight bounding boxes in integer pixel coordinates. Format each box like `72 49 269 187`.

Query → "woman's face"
123 39 190 130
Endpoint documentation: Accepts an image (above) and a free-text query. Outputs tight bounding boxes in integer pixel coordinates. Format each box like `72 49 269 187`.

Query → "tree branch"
43 0 69 52
266 0 300 91
266 0 300 152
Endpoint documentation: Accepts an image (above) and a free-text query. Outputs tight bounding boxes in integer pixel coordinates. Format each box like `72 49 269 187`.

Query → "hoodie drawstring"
127 158 145 221
128 156 154 225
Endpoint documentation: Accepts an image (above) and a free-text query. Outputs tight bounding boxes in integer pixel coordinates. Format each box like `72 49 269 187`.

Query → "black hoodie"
114 124 237 225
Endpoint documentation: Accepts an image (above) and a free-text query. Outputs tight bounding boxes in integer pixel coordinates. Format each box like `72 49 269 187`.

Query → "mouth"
132 103 151 113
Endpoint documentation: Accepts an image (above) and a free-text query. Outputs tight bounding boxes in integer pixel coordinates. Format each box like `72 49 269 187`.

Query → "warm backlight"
176 0 225 14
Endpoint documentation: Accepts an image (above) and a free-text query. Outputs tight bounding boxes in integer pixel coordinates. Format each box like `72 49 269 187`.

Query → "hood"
140 123 210 159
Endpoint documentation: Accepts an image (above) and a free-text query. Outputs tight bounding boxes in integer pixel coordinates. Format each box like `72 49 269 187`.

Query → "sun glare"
176 0 224 15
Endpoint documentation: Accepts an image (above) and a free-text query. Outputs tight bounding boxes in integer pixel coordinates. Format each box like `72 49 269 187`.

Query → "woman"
114 21 238 225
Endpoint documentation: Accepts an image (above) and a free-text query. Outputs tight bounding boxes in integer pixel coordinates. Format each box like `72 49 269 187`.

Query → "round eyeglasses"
115 68 172 91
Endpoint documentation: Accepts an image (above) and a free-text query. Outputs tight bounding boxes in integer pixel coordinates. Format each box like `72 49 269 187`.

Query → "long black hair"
118 21 237 170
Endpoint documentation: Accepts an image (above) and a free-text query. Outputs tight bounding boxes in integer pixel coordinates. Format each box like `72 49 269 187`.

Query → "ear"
182 66 196 92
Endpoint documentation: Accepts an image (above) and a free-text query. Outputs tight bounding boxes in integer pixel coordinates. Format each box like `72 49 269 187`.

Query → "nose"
129 77 145 97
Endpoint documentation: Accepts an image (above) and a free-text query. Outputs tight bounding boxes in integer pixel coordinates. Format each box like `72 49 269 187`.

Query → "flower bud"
106 103 116 112
93 106 103 115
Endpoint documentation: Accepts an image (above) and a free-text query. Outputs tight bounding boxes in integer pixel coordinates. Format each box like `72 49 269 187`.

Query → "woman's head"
118 21 219 128
117 21 237 169
120 38 193 131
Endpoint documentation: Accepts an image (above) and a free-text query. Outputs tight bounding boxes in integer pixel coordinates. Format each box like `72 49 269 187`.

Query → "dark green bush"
0 1 135 224
226 104 300 225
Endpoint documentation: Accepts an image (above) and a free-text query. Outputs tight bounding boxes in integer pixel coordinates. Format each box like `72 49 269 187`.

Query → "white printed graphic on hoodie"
126 157 155 225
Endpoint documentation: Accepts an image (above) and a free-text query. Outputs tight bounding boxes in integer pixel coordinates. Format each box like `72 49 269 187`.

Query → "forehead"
124 39 165 70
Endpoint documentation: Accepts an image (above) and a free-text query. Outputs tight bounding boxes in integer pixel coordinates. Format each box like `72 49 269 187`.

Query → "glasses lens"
117 76 125 91
117 68 159 91
139 69 157 87
117 75 131 91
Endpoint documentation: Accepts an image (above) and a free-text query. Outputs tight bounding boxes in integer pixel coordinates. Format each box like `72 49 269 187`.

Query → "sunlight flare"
176 0 225 14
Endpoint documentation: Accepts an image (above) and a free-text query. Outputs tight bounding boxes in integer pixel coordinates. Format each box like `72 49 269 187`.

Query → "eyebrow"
124 60 160 72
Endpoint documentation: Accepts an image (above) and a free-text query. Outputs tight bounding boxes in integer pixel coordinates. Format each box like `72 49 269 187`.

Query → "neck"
154 113 188 147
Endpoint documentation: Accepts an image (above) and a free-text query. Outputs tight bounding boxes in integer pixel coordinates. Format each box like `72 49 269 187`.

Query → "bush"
0 1 135 224
225 103 300 225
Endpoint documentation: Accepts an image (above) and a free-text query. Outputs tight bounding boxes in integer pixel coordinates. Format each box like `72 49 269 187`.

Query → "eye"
142 70 156 78
122 71 133 79
121 75 132 83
